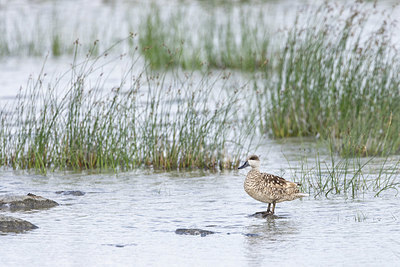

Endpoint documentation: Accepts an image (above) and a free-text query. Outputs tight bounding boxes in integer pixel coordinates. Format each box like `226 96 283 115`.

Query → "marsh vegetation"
138 5 270 71
0 38 252 172
0 0 399 197
264 3 400 158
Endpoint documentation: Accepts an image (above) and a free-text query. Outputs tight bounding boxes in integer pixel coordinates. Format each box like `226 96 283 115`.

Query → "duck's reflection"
243 214 300 264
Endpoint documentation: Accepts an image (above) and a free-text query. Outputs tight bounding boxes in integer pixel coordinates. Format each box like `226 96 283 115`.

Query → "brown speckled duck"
238 155 307 215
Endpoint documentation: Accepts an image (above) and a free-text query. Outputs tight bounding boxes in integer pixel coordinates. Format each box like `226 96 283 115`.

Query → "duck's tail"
296 193 308 198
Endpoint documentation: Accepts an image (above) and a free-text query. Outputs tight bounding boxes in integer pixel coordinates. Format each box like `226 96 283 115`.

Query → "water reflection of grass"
0 37 254 173
354 211 367 222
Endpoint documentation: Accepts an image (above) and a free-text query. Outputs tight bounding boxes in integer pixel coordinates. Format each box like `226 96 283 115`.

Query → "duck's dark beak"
238 161 250 169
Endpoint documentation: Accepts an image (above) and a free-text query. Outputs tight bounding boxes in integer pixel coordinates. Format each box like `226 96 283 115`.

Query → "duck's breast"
244 171 275 203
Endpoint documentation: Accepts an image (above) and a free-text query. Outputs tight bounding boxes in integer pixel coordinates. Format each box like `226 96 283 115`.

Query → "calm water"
1 140 399 266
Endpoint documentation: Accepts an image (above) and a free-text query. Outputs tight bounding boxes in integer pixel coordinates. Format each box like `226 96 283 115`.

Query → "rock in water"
249 211 279 219
55 190 85 196
0 214 38 233
175 228 215 237
0 193 59 211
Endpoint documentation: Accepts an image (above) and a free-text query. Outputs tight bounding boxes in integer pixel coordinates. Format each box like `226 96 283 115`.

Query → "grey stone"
175 228 215 237
250 211 279 219
0 214 38 233
55 190 85 196
0 193 59 211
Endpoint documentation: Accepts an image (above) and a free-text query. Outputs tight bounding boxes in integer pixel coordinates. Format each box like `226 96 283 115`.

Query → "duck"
238 155 307 215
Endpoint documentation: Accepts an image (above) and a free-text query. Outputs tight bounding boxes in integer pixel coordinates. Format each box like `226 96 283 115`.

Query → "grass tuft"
263 2 400 157
138 5 270 71
0 36 254 173
290 150 400 198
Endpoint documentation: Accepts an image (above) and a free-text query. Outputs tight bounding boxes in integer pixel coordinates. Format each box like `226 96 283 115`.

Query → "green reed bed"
1 2 270 71
289 151 400 198
138 5 270 71
263 2 400 157
0 38 253 173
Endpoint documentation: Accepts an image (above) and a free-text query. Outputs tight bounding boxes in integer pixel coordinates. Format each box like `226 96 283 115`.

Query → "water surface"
1 147 399 266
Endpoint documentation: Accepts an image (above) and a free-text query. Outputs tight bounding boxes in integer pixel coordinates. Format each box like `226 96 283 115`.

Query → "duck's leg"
271 202 276 215
266 203 271 214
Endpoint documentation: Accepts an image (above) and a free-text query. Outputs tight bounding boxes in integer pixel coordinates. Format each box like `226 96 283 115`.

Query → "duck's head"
238 155 260 170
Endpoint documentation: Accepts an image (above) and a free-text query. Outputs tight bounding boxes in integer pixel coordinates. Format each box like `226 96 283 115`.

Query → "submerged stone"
175 228 215 237
249 211 279 219
0 193 59 211
243 233 260 237
0 214 38 233
102 243 137 248
55 190 86 196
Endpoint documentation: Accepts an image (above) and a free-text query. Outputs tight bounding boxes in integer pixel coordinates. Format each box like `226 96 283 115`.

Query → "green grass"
288 150 400 198
0 1 398 198
263 1 400 157
138 6 184 69
138 5 270 71
0 3 270 71
0 36 254 173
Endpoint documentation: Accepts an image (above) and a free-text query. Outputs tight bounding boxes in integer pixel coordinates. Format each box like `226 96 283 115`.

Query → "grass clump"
290 151 400 198
0 37 254 173
0 2 270 70
138 6 187 69
264 2 400 157
138 5 270 71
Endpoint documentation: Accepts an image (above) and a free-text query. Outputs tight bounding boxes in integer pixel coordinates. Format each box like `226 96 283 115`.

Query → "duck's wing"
260 173 299 189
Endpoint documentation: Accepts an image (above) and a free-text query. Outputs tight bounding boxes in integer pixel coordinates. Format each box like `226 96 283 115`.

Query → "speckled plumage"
238 155 307 214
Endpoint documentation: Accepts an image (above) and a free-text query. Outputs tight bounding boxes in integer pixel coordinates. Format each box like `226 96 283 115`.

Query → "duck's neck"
251 167 260 172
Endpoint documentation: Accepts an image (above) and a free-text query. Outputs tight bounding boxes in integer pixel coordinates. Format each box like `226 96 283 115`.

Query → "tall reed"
1 2 270 71
290 151 400 198
264 2 400 157
0 37 254 173
138 5 270 71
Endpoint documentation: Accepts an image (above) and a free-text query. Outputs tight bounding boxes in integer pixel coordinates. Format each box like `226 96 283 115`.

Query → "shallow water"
1 146 399 266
